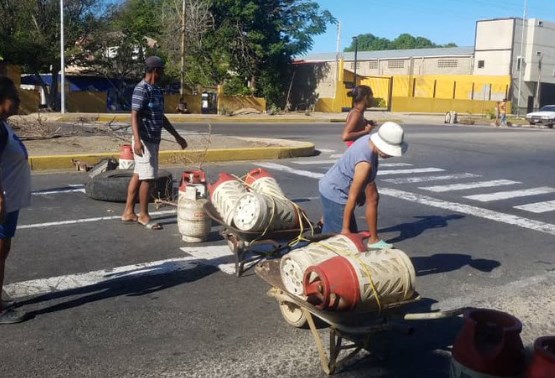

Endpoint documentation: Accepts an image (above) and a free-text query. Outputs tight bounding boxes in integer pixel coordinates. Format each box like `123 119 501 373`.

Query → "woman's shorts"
0 211 20 239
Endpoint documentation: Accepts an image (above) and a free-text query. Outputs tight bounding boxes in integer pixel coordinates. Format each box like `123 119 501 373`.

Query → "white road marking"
292 159 337 165
4 256 199 299
464 187 555 202
382 173 481 184
256 162 324 179
330 153 342 158
379 188 555 236
180 245 258 275
318 149 335 153
379 163 413 167
420 180 521 193
377 168 445 176
514 200 555 213
18 210 177 229
32 185 86 196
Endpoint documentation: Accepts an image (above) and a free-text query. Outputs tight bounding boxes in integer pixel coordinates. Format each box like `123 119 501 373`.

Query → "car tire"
85 169 173 202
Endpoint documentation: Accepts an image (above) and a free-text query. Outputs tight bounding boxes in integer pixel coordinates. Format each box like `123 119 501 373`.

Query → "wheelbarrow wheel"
279 300 308 328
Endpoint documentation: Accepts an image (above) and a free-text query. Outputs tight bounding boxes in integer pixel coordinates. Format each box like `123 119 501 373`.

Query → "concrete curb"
28 141 315 171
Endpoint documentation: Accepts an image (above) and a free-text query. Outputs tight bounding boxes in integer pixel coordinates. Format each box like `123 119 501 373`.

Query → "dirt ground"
11 118 272 156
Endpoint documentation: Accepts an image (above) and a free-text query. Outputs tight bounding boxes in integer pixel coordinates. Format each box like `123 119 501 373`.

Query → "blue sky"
309 0 555 54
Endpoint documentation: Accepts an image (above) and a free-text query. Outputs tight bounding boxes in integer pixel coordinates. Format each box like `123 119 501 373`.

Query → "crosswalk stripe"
420 180 521 193
180 245 258 275
379 163 413 167
4 256 199 299
464 187 555 202
292 159 337 165
380 188 555 236
256 162 324 179
378 168 444 176
382 173 480 184
514 200 555 213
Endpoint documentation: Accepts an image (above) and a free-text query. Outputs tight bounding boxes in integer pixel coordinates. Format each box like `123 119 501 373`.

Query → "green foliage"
345 32 457 52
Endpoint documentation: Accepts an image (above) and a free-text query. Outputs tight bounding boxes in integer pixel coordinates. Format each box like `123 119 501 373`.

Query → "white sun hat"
370 121 408 157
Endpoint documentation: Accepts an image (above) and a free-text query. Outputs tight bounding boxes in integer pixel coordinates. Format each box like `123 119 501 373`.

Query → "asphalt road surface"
2 122 554 377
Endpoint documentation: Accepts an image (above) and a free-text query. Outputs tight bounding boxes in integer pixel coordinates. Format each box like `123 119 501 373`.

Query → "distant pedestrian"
319 122 408 249
499 98 507 126
342 85 377 147
0 76 31 324
121 56 188 230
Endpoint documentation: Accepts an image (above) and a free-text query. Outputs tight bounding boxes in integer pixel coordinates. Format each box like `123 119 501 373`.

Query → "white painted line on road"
293 159 336 165
420 180 521 193
32 185 86 196
180 245 259 275
318 149 335 153
434 271 555 311
379 163 413 167
330 153 342 158
380 188 555 236
3 256 199 299
256 162 324 179
18 210 176 229
382 173 481 184
514 200 555 213
464 187 555 202
377 168 445 176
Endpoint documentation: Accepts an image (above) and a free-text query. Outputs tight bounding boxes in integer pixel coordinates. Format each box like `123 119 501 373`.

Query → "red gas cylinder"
303 256 360 311
526 336 555 378
179 170 207 191
118 144 135 169
451 308 526 378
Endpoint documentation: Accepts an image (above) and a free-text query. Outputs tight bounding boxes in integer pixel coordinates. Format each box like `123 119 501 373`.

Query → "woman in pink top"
342 85 377 147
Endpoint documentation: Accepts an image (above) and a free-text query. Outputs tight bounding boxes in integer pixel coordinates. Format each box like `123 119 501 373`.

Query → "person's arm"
0 122 8 223
130 110 143 156
162 116 188 149
341 161 371 234
364 182 380 244
342 111 373 142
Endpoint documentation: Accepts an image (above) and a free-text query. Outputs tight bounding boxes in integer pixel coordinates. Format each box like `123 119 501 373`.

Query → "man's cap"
145 56 165 69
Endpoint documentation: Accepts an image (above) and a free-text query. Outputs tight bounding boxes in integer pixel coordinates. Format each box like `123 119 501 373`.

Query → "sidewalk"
18 111 546 171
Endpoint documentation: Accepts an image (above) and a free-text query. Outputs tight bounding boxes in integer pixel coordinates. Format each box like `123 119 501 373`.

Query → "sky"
308 0 555 54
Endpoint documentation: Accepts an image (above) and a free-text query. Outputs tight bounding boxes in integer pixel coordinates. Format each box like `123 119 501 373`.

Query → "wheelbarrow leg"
303 308 335 375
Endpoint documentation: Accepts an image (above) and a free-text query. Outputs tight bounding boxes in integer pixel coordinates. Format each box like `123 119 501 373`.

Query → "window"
438 59 458 68
368 61 378 70
388 60 405 69
351 62 360 70
477 60 485 69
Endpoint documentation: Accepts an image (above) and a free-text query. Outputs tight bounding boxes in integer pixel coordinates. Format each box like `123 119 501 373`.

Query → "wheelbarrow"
203 201 328 277
255 259 469 375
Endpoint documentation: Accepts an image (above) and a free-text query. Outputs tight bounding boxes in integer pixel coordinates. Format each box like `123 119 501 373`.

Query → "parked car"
526 105 555 128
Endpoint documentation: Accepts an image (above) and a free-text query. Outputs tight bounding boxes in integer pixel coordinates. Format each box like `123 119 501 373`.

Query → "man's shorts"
0 211 20 239
132 138 160 180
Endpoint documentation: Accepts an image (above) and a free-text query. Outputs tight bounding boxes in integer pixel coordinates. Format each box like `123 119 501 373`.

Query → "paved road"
2 123 554 377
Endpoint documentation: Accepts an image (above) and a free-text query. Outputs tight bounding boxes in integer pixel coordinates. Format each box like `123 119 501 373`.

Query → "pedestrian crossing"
258 155 555 217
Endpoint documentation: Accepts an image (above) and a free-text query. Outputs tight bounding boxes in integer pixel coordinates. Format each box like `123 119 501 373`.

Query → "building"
293 17 555 115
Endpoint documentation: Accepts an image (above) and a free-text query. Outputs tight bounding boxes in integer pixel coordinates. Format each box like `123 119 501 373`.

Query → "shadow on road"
380 214 465 243
17 262 218 320
411 253 501 276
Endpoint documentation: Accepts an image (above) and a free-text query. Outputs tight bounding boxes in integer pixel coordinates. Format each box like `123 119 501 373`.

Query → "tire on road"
85 169 173 203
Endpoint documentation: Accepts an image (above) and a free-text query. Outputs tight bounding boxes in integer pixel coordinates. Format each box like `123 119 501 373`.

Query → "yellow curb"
74 115 329 124
28 142 315 171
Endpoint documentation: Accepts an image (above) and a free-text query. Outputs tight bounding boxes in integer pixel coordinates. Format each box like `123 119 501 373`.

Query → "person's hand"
176 135 188 149
133 140 144 156
340 227 351 235
0 197 5 224
365 119 377 133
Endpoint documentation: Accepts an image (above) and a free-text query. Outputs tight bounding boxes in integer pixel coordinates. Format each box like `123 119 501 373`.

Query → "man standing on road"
122 56 188 230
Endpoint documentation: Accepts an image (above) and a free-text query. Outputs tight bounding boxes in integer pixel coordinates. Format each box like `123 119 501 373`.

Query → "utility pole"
535 52 542 110
60 0 65 114
180 0 186 96
352 36 358 108
516 0 527 116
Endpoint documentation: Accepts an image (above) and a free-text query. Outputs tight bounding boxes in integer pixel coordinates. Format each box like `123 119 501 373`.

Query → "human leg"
122 174 140 222
0 238 12 313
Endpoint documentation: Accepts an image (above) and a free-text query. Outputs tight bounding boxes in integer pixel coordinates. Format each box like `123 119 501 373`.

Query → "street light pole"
60 0 65 114
516 0 527 116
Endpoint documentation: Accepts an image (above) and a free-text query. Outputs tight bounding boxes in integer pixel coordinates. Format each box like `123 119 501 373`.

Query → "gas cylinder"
233 168 303 232
303 248 416 311
526 336 555 378
280 233 368 298
118 144 135 169
450 308 526 378
177 170 211 243
208 172 248 226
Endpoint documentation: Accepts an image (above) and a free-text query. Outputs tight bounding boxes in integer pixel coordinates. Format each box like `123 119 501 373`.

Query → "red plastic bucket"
303 256 360 311
451 308 526 377
526 336 555 378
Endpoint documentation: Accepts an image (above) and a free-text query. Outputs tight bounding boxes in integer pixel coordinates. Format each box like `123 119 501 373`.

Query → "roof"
296 46 475 62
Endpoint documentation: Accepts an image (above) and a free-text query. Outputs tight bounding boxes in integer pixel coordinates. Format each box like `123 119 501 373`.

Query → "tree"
345 32 457 52
0 0 106 110
207 0 335 108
